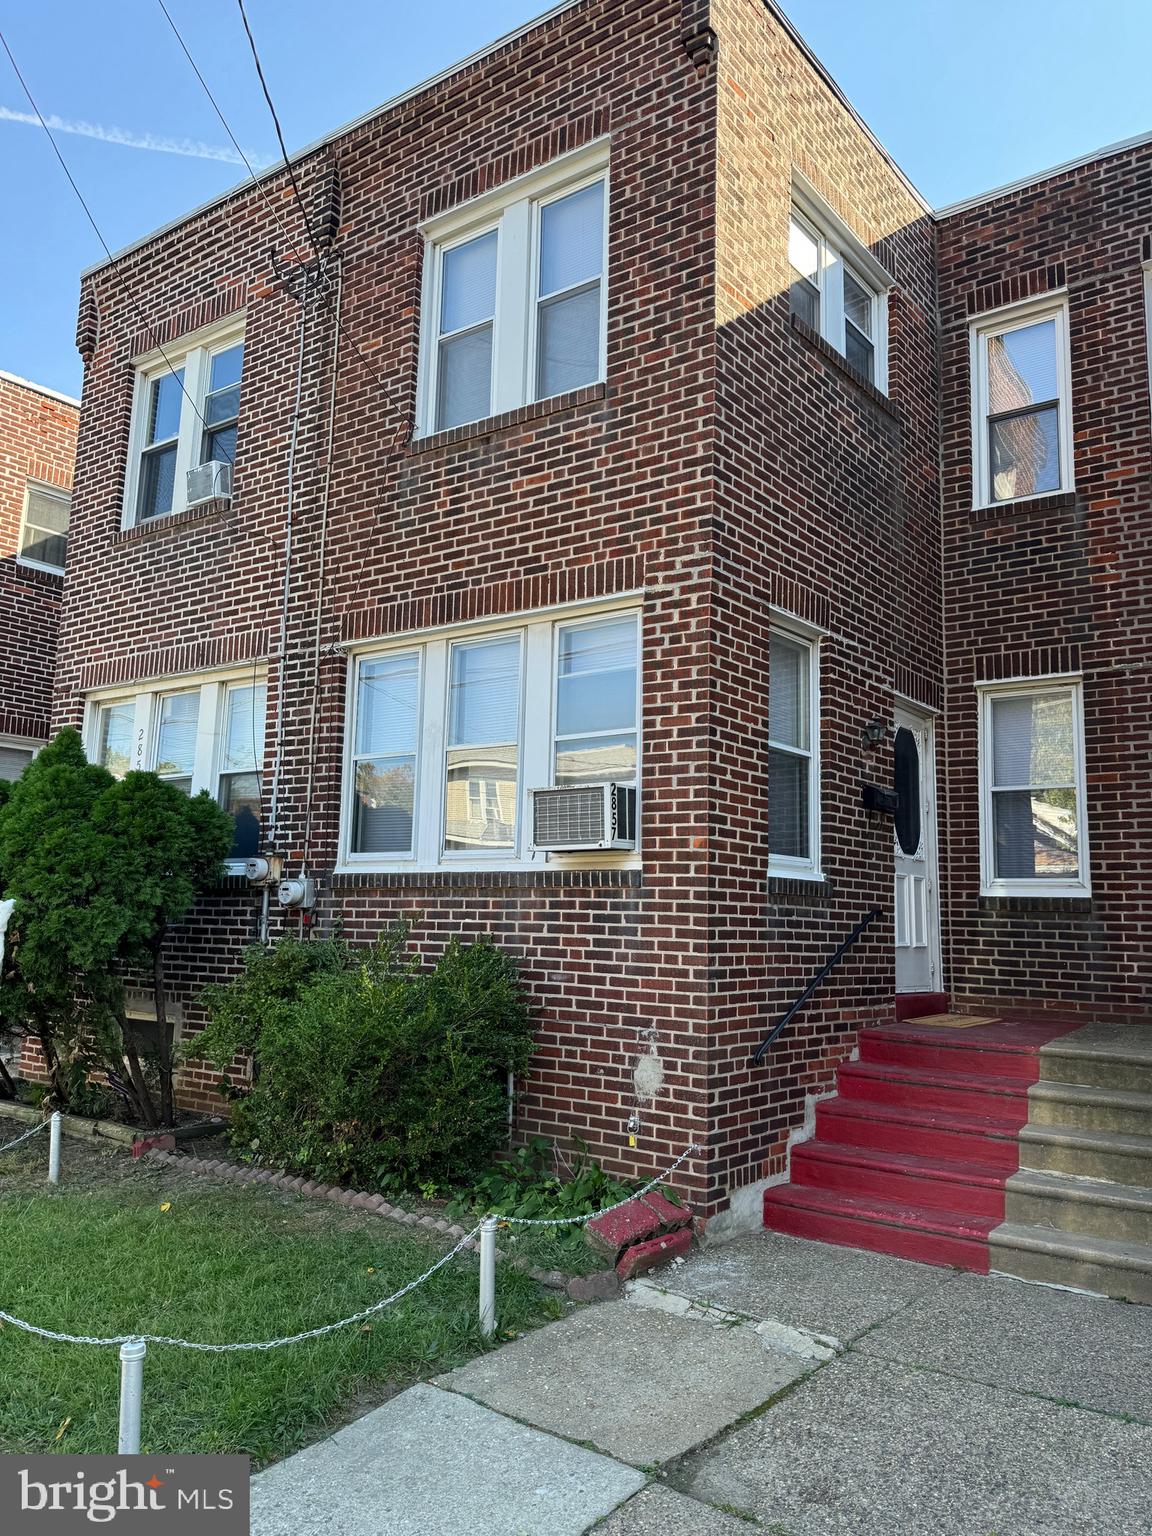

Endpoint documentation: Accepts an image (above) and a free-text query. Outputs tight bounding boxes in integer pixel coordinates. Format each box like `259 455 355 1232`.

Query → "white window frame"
17 480 70 575
83 665 266 873
790 177 891 393
0 734 42 782
970 293 1073 512
339 595 641 873
416 141 610 437
768 619 822 881
122 314 245 528
977 676 1090 898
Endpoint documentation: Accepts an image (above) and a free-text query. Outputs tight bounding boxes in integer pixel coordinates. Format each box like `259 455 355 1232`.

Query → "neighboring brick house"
43 0 1151 1269
0 371 77 778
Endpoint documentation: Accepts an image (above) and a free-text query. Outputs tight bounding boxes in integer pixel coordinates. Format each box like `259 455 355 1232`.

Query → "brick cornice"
79 629 272 692
339 554 645 646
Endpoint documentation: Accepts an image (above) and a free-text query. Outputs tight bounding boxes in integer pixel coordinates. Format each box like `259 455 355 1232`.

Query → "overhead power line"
0 25 232 461
234 0 323 265
157 0 395 400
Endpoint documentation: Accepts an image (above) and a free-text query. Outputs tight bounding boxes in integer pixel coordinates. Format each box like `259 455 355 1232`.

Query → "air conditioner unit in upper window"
529 783 637 852
186 460 233 506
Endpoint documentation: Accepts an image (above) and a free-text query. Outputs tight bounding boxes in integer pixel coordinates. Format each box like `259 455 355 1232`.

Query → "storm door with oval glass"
893 705 940 994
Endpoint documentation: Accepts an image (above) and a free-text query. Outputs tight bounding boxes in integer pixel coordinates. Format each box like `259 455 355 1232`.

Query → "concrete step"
763 1184 995 1272
1028 1080 1152 1136
1019 1122 1152 1184
792 1140 1008 1219
817 1097 1020 1168
1004 1167 1152 1246
838 1060 1029 1121
859 1021 1057 1082
990 1221 1152 1305
1040 1024 1152 1094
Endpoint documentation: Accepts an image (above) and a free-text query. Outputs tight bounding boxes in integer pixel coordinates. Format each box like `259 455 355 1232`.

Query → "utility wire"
234 0 323 265
0 25 232 462
157 0 395 399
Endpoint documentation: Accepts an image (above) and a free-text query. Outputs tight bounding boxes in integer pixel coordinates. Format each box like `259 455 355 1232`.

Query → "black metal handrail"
752 908 883 1064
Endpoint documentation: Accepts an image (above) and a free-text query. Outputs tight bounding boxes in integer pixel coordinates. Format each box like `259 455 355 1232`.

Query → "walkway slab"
435 1300 807 1465
595 1485 757 1534
676 1352 1152 1536
664 1230 955 1340
856 1269 1152 1421
249 1383 645 1536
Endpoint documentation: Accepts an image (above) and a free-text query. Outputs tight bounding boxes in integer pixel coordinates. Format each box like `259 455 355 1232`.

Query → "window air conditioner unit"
529 783 637 852
186 460 232 505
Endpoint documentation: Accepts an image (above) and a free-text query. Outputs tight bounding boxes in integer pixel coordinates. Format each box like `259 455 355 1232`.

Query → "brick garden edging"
141 1149 620 1301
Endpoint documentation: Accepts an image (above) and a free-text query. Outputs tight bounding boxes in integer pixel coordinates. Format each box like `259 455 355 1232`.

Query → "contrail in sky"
0 104 272 166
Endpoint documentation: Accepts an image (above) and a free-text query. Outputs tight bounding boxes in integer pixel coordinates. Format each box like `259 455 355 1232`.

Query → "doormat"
905 1013 999 1029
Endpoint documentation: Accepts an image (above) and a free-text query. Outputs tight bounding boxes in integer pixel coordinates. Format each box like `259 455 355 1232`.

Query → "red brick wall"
0 375 76 743
700 0 943 1202
55 0 724 1199
936 141 1152 1019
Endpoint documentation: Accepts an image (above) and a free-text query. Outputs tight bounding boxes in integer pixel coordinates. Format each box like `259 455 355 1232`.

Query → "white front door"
893 705 940 994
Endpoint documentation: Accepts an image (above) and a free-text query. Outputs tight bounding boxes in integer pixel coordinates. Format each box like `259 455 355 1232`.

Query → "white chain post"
478 1215 498 1339
48 1112 61 1185
117 1338 146 1454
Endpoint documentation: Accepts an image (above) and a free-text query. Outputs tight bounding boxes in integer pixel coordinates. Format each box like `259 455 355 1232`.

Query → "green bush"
195 924 535 1191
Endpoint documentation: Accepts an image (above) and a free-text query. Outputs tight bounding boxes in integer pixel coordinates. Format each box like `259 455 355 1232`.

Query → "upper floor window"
971 297 1072 508
125 319 244 526
418 145 608 435
18 481 70 573
88 671 265 863
978 679 1089 897
768 626 821 880
343 604 638 870
788 190 888 390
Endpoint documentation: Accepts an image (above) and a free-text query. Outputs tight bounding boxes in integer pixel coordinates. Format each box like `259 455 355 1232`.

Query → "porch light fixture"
861 717 892 749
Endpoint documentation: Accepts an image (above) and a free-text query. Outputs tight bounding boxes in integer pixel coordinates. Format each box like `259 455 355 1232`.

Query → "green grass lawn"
0 1156 558 1462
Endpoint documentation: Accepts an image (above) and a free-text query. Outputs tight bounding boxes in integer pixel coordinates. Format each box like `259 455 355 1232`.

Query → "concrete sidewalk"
251 1233 1152 1535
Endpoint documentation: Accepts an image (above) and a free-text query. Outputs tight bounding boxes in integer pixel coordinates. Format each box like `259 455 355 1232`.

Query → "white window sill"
15 556 65 577
980 883 1091 900
768 865 825 883
334 854 641 877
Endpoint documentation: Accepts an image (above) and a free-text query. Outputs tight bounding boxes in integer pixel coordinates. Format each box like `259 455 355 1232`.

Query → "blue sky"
2 0 1149 397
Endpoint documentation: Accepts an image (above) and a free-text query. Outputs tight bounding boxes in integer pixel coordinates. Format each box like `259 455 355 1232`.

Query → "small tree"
0 729 234 1125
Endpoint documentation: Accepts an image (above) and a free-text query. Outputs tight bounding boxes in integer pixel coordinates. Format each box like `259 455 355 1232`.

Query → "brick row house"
0 371 77 777
40 0 1152 1295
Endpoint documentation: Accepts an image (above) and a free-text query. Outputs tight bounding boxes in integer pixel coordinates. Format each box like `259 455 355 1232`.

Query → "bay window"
419 145 608 435
979 680 1089 896
769 628 821 879
343 604 639 869
87 671 266 865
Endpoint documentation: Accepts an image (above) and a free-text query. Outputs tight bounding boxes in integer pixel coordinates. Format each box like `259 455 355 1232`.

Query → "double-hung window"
788 187 889 390
87 672 266 865
978 680 1089 896
18 481 70 573
125 319 244 524
419 145 608 435
971 297 1072 508
343 604 639 869
768 628 821 879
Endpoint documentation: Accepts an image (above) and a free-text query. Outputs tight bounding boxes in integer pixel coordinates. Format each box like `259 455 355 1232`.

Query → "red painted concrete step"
837 1059 1030 1121
762 1184 996 1272
816 1097 1021 1167
859 1019 1080 1082
790 1140 1008 1219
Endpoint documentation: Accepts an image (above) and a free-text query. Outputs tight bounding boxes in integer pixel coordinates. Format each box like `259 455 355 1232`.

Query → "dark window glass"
894 727 921 856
